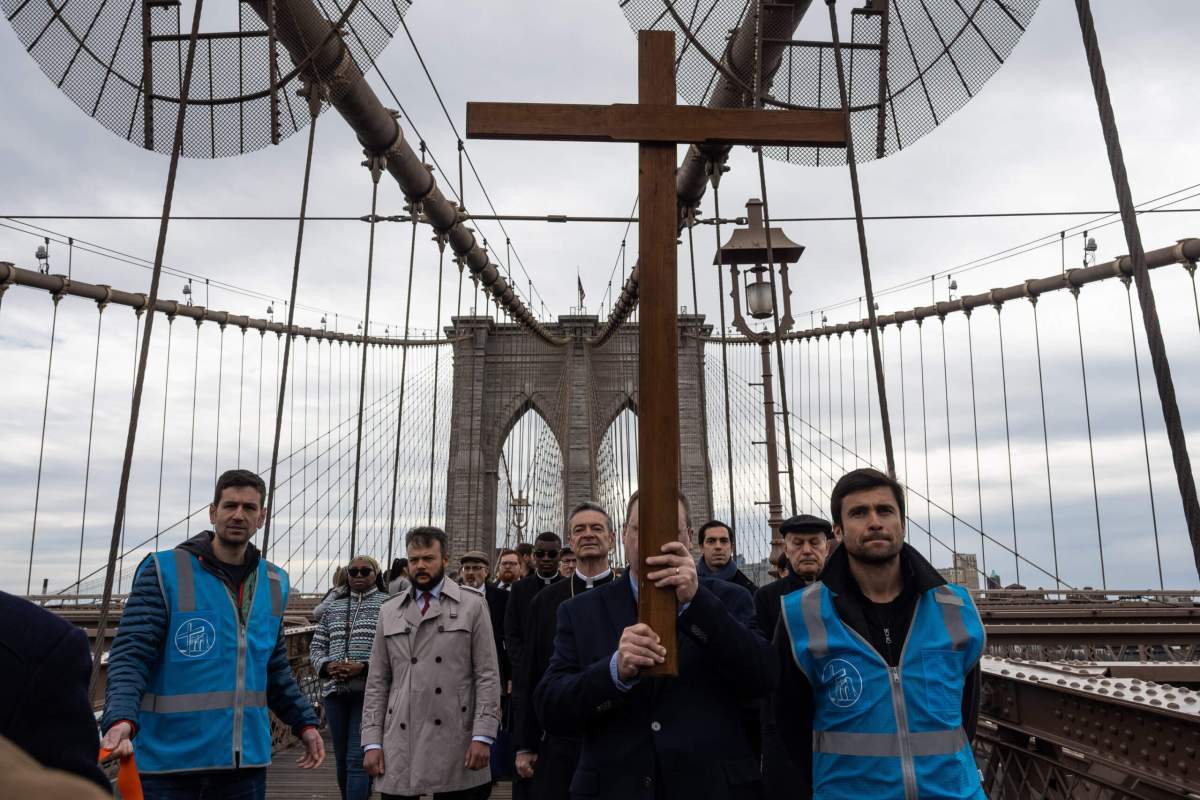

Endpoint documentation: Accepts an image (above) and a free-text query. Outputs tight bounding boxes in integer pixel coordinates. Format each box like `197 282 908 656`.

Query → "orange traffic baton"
99 747 143 800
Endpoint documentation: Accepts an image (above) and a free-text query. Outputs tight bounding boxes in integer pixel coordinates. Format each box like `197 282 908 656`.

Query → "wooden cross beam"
467 30 846 675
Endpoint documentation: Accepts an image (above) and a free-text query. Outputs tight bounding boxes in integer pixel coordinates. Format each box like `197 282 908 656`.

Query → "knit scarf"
696 557 738 582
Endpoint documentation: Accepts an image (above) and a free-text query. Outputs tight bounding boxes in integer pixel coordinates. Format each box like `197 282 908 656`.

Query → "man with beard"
775 469 986 800
536 491 773 799
514 502 616 799
503 531 563 798
99 469 323 798
495 549 521 591
752 514 833 800
362 527 500 799
696 520 758 595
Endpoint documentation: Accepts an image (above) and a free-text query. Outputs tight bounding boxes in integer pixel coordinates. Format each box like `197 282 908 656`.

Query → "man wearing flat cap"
754 513 834 800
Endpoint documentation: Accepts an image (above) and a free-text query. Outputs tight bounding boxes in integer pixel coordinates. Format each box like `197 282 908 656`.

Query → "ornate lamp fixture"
715 198 803 338
511 490 530 542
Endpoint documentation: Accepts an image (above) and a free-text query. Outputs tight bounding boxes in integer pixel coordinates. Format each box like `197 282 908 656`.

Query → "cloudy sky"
1 1 1198 593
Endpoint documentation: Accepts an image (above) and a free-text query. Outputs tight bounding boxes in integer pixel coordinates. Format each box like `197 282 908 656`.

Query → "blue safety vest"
782 581 986 800
135 548 288 774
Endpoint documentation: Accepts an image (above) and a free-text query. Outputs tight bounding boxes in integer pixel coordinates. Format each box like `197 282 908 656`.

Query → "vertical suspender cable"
965 311 986 578
388 208 420 566
995 305 1021 586
1123 278 1164 589
76 297 108 590
428 241 445 524
1030 300 1061 588
938 317 959 569
238 327 246 466
827 0 895 477
261 88 321 558
91 0 204 696
153 318 177 550
1071 288 1106 588
711 183 737 531
1075 0 1200 579
119 309 144 594
917 321 932 560
186 319 200 535
347 161 384 571
214 323 226 479
257 330 265 472
26 286 63 594
897 325 910 507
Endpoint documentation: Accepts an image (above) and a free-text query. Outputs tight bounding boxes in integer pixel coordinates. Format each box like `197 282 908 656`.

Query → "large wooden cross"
467 30 845 674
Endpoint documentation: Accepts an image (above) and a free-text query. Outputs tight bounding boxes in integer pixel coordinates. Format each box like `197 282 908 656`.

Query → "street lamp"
715 198 805 570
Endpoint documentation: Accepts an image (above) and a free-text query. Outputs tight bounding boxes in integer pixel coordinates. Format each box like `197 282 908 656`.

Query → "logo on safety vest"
174 618 216 658
822 658 863 708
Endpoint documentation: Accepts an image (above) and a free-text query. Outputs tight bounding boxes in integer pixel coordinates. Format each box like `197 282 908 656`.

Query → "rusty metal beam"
980 657 1200 798
986 622 1200 648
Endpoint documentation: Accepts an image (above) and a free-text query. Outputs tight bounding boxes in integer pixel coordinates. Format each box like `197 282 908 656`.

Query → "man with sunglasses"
502 531 563 799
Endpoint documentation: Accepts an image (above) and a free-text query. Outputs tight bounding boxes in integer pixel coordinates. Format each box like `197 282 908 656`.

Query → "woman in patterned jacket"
310 555 387 800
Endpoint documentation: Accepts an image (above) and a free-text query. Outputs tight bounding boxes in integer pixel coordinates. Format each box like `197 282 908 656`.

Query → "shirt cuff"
609 651 638 692
364 743 382 751
473 736 495 746
679 601 691 615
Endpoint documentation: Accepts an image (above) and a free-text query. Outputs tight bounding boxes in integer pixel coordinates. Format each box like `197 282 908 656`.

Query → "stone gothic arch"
442 313 712 556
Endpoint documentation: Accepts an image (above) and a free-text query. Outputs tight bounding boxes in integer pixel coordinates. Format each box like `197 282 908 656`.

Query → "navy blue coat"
0 591 109 794
534 574 774 800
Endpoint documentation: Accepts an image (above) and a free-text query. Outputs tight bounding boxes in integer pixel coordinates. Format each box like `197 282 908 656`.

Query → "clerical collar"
574 568 612 588
537 572 557 585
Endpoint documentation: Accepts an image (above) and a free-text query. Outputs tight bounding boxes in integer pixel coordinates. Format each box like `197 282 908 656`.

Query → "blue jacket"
0 591 110 794
101 532 318 773
535 574 774 800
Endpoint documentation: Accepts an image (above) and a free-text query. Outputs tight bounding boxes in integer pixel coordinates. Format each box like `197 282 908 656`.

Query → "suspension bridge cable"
76 297 107 589
25 287 62 594
938 317 959 565
262 90 321 558
917 321 933 560
387 210 420 567
710 182 738 533
963 312 987 578
186 320 201 536
1075 0 1200 580
153 318 177 550
347 161 384 580
214 323 226 481
89 0 205 698
1029 300 1061 588
428 243 446 524
1122 278 1165 589
826 0 895 477
994 306 1021 585
1070 288 1106 589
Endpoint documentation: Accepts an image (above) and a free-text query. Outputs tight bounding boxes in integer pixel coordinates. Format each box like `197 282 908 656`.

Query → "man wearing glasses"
502 531 563 799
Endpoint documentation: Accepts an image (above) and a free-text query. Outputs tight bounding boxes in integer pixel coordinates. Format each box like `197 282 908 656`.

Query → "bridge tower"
443 314 713 556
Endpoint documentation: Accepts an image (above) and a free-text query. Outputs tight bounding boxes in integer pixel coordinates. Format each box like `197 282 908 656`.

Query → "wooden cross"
467 30 845 674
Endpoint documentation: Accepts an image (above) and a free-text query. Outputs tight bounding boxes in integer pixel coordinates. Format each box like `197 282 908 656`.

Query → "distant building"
937 553 979 589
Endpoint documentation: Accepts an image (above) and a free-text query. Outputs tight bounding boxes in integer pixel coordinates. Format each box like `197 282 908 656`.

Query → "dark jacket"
485 582 511 685
517 572 615 800
697 558 758 596
772 543 981 798
100 532 319 740
0 591 109 794
503 572 562 683
753 571 815 800
535 574 773 800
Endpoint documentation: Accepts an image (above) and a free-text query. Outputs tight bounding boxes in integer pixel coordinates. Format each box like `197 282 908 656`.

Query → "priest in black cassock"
514 501 617 800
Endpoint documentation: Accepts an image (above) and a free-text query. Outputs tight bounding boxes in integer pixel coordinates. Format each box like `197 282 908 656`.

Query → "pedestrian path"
266 732 512 799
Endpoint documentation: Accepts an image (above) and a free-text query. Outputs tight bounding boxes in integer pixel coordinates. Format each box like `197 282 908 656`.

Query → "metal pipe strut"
244 0 565 346
0 262 452 347
701 238 1200 343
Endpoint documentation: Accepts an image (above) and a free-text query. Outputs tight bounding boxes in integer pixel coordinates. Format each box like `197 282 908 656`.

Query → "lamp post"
510 489 530 544
715 199 804 569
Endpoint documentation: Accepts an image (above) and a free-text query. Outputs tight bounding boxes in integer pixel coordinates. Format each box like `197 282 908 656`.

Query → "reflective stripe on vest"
266 562 283 616
141 690 268 714
814 727 967 757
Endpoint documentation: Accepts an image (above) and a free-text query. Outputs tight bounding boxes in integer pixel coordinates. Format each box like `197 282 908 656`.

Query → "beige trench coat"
361 578 501 795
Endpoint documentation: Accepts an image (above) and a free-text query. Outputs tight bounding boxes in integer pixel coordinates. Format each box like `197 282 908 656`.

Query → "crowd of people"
1 464 988 800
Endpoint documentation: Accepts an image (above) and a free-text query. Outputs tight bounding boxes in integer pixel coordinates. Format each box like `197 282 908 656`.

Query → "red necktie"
420 592 431 615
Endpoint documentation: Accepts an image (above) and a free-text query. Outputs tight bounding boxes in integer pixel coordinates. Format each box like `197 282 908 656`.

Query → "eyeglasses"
533 549 560 558
347 567 375 578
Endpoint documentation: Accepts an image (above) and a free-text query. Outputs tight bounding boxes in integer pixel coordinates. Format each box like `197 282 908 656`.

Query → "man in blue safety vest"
100 469 324 799
774 468 985 800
